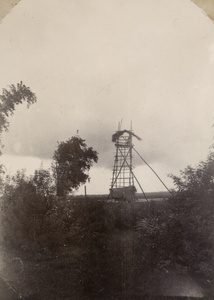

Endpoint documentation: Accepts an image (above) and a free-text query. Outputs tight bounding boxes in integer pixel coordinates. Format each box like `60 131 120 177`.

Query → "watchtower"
109 128 141 201
109 124 172 201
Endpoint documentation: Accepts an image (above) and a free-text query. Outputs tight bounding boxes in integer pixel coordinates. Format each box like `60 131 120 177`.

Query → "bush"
1 170 56 257
169 151 214 200
2 165 213 297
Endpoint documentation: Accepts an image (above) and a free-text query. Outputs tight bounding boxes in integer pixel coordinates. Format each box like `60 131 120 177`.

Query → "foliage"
169 151 214 200
1 169 56 256
0 81 37 189
160 149 214 288
1 143 214 297
33 167 55 196
0 81 37 137
52 136 98 196
1 188 214 298
1 170 109 258
0 163 5 193
135 199 214 294
136 204 186 269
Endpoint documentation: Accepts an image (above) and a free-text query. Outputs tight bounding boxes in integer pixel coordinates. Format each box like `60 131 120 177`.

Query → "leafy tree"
1 169 56 255
0 81 36 189
169 151 214 200
167 148 214 289
52 136 98 197
0 81 37 137
33 167 55 197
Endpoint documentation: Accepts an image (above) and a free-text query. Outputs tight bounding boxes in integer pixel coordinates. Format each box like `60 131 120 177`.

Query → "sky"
1 0 214 195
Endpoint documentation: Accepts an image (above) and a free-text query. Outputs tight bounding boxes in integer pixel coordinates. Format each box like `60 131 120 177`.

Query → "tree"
0 81 36 190
53 136 98 197
169 151 214 200
1 169 57 255
168 148 214 288
0 81 37 150
33 167 55 197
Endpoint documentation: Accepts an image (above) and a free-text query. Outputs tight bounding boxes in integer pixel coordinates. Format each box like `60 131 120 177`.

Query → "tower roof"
112 129 142 143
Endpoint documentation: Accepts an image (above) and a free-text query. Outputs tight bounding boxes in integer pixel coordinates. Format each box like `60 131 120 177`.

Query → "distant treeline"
74 191 171 200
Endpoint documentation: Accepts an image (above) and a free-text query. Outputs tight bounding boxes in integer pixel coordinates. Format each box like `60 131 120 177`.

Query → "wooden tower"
109 128 141 201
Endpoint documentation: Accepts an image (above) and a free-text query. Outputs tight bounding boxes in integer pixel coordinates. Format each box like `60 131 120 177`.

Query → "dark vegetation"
0 83 214 298
53 137 98 197
0 82 37 192
1 168 214 298
0 81 36 136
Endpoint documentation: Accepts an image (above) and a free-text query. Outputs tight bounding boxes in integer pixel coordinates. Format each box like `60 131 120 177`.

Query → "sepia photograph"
0 0 214 299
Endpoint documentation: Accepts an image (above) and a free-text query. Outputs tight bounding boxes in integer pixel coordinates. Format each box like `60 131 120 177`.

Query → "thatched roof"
112 130 142 142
